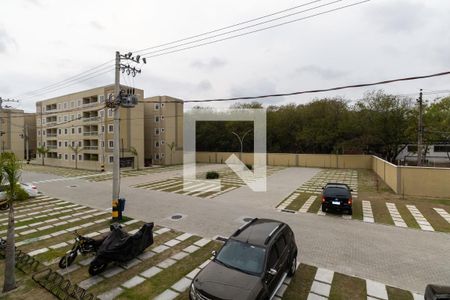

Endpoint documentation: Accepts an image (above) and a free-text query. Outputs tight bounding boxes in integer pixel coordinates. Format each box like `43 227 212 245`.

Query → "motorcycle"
0 199 9 211
89 222 154 275
58 230 109 269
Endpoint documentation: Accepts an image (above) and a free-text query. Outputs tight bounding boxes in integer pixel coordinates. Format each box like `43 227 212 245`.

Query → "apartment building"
35 85 145 171
0 108 36 160
142 96 183 165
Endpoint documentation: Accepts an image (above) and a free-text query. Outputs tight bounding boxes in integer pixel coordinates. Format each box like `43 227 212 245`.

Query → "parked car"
0 183 39 201
190 218 298 300
425 284 450 300
321 183 353 215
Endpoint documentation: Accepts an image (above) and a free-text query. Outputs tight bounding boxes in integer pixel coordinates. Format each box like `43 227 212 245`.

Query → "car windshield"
215 239 266 275
324 187 350 197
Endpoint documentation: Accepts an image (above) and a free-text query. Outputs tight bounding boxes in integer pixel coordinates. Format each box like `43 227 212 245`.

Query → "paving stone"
49 242 68 249
152 244 170 253
140 266 162 279
28 248 49 256
315 268 334 284
81 222 95 228
50 230 67 237
194 238 211 247
122 258 141 269
66 226 82 231
155 227 171 235
137 251 155 261
153 290 179 300
128 229 139 234
171 251 189 261
53 221 68 226
98 228 110 233
21 229 37 235
310 281 331 297
79 257 94 266
307 293 327 300
59 215 72 220
15 225 28 230
78 275 104 289
366 279 388 300
199 260 211 269
186 268 201 279
158 258 177 269
97 287 124 300
37 225 53 231
124 219 140 225
176 233 193 241
121 275 145 289
57 264 80 275
165 239 181 247
102 266 125 278
183 245 200 254
44 218 59 223
172 277 192 292
37 234 53 241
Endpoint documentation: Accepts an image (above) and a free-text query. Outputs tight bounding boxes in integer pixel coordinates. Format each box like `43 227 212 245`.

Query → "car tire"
89 262 108 275
348 208 353 215
288 255 297 277
321 204 326 212
0 203 10 211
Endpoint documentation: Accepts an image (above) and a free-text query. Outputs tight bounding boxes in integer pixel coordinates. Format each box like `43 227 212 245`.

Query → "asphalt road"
22 167 450 294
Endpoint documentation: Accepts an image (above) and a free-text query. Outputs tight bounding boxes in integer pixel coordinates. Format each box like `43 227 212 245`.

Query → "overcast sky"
1 0 450 112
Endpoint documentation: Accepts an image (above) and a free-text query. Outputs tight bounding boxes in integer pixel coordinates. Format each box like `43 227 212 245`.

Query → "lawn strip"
386 286 413 300
416 205 450 232
88 233 196 295
118 241 220 300
396 204 420 229
329 272 366 300
370 198 394 225
286 193 314 211
307 196 321 213
352 197 363 220
282 263 317 300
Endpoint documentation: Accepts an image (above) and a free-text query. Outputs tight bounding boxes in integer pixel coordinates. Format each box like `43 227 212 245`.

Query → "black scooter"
58 230 108 268
88 223 154 275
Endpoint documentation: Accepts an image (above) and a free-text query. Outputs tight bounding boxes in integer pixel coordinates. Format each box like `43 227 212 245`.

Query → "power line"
141 0 371 60
184 70 450 102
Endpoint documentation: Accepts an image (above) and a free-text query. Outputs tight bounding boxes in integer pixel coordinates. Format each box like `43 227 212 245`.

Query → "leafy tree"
129 146 139 170
1 152 24 292
69 145 83 169
36 146 49 166
423 97 450 161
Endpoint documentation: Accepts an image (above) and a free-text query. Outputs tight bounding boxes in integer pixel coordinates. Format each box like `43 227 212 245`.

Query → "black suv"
190 218 298 300
321 183 353 215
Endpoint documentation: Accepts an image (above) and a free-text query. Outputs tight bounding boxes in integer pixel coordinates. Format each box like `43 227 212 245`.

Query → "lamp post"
231 129 252 160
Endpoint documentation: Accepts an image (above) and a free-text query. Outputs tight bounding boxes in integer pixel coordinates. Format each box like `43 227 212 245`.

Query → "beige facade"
0 109 36 160
35 85 145 171
142 96 183 165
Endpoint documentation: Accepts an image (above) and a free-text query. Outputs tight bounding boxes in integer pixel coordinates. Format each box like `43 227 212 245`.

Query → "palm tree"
2 152 24 292
167 142 176 165
69 145 83 169
36 146 49 166
129 146 139 170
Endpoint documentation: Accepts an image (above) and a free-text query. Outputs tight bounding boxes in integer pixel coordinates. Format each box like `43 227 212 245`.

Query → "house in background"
396 144 450 166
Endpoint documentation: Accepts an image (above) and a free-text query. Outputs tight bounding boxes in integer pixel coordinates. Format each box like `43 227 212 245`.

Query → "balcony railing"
47 145 57 149
82 116 100 122
46 133 57 137
83 131 99 136
84 146 99 150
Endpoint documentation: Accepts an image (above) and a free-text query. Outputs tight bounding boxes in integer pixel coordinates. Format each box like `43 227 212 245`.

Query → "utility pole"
0 97 20 154
110 51 145 221
417 89 424 166
21 124 30 162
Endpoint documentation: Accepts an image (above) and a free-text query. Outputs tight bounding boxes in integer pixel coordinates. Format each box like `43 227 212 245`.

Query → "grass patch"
118 241 220 299
416 205 450 233
283 263 317 300
329 272 366 300
308 196 321 213
352 197 363 220
386 286 413 300
396 205 420 229
371 199 394 225
285 194 314 211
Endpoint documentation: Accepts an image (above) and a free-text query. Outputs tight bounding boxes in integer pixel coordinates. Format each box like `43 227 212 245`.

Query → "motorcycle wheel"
59 251 77 269
88 263 108 276
0 203 9 211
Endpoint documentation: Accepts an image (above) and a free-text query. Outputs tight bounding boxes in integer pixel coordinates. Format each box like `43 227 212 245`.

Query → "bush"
206 171 219 179
6 186 29 202
245 164 253 170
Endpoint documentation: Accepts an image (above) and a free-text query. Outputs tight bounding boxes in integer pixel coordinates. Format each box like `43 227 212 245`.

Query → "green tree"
69 145 83 169
129 146 139 170
167 142 176 165
36 146 49 166
1 152 24 292
423 96 450 161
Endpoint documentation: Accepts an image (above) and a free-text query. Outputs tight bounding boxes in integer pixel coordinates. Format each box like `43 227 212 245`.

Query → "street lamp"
231 129 252 160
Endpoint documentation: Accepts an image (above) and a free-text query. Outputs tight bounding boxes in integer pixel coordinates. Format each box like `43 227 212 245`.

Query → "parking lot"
11 164 450 299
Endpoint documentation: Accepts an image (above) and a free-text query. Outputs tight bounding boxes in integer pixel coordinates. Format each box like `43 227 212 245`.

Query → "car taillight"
322 196 325 203
32 186 37 189
348 198 352 205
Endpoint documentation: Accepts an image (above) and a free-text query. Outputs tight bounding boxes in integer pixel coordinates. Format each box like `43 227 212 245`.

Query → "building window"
101 141 105 148
79 154 82 161
161 103 165 108
161 153 165 158
78 141 82 147
71 127 75 134
38 130 41 136
161 115 165 120
64 154 68 160
161 140 165 145
108 109 113 117
64 115 68 122
155 116 160 122
100 110 104 118
155 153 160 160
78 127 82 134
72 154 75 160
108 140 114 149
70 115 74 121
434 145 450 153
108 125 114 132
71 141 75 147
63 102 67 109
64 128 68 134
155 128 160 135
42 119 46 124
101 125 105 133
154 103 159 110
70 101 74 108
58 141 62 147
58 116 62 122
77 113 81 119
58 129 61 135
58 154 62 159
58 104 61 110
161 128 165 133
109 156 114 163
64 141 68 147
407 145 418 152
155 141 160 148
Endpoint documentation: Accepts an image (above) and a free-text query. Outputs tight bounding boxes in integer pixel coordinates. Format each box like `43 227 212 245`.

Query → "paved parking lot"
19 165 450 295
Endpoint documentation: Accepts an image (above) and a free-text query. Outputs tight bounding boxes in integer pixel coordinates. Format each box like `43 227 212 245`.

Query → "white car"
0 183 39 200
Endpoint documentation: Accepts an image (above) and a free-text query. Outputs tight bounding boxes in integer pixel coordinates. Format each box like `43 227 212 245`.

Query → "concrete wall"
196 151 450 198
